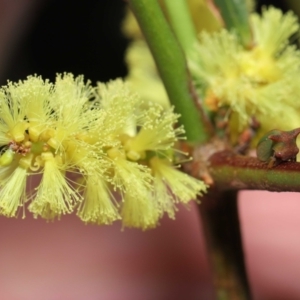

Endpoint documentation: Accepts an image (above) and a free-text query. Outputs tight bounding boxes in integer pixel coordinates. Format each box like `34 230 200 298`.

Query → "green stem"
209 150 300 191
128 0 211 144
199 191 251 300
163 0 197 54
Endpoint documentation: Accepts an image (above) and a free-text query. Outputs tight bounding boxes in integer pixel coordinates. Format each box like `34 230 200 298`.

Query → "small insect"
256 128 300 168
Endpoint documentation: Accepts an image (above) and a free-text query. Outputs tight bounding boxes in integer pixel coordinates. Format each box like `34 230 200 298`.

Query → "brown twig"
199 190 251 300
209 150 300 192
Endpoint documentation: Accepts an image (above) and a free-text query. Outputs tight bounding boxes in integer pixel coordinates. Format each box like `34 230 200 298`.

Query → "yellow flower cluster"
189 7 300 137
0 74 206 229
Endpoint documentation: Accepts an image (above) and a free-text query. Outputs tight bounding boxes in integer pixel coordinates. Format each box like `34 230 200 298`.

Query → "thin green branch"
209 150 300 191
163 0 197 53
128 0 211 144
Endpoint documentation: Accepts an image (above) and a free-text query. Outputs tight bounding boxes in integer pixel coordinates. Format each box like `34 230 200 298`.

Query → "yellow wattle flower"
0 166 28 217
78 174 121 225
0 74 207 229
111 156 158 229
150 157 208 204
121 189 159 230
29 152 81 220
190 7 300 137
125 104 184 156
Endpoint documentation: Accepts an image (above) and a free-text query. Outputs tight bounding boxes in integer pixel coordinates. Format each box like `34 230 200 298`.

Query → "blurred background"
0 0 300 299
0 0 290 84
0 0 128 84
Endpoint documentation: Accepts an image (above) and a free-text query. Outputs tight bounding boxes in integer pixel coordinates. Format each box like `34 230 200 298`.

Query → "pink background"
0 191 299 299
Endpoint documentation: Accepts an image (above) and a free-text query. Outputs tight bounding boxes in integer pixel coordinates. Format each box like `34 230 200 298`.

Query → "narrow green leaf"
163 0 197 54
214 0 252 47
